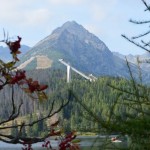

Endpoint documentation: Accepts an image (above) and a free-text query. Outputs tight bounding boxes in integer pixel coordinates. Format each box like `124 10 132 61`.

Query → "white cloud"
0 0 118 26
90 4 106 21
89 0 118 21
0 0 21 21
22 9 52 27
0 0 145 55
0 0 22 9
0 0 53 27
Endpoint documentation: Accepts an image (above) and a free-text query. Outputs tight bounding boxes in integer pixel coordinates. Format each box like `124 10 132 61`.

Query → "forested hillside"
1 69 147 136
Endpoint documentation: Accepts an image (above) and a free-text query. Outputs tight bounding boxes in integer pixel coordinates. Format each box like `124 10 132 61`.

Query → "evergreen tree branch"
122 34 150 52
132 30 150 39
142 0 150 11
129 19 150 24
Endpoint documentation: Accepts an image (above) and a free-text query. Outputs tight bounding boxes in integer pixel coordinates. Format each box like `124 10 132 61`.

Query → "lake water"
0 135 127 150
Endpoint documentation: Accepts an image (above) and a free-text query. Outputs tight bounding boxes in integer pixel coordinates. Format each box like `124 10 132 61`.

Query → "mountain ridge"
17 21 150 81
0 45 30 62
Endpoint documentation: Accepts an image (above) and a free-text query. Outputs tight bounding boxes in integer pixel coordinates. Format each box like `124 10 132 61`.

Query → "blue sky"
0 0 149 55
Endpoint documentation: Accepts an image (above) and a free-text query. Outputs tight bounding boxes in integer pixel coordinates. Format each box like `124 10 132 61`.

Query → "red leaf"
38 85 48 91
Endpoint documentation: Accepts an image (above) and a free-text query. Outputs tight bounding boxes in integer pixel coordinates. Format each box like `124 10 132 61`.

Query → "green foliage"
1 66 150 149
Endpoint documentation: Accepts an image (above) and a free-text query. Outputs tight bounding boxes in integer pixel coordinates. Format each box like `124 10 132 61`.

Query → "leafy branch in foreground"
0 34 77 149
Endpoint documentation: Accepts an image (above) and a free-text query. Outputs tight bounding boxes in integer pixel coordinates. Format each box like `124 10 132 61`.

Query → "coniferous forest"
1 68 149 138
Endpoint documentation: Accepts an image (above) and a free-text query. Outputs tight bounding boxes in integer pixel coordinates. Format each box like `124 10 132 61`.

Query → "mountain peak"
61 21 80 28
51 21 107 49
51 21 86 36
34 21 85 47
33 21 110 56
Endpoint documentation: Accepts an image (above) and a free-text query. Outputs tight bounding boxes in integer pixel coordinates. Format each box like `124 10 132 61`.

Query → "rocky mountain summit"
17 21 149 81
